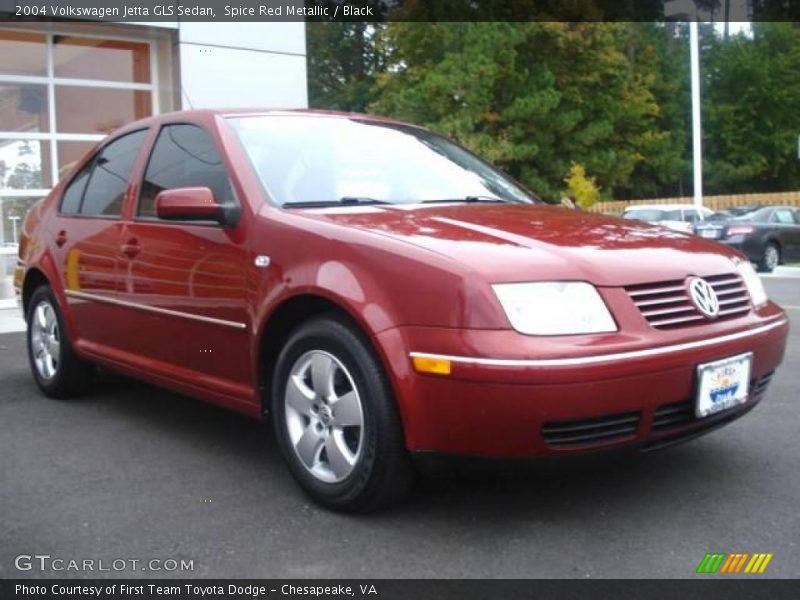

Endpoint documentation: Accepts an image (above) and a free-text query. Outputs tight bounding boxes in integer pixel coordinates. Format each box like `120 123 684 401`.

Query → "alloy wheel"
284 350 365 483
765 246 779 271
30 300 61 380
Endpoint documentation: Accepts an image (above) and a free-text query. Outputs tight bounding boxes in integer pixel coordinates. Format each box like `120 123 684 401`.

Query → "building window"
0 28 158 245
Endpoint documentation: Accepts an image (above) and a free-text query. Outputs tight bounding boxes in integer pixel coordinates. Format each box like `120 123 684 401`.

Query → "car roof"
117 108 413 132
737 205 797 214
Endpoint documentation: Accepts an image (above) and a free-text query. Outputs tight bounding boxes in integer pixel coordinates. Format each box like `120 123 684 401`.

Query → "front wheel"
758 243 780 273
271 316 413 512
26 285 94 398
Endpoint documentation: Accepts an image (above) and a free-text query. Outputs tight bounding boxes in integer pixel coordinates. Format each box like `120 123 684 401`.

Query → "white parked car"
622 204 715 233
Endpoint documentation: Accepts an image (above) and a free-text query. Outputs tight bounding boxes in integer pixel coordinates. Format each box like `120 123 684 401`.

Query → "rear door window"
773 209 798 224
79 130 148 217
60 165 92 215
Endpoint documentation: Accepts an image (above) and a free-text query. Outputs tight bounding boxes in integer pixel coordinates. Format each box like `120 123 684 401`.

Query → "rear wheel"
271 316 413 512
758 243 780 273
26 285 93 398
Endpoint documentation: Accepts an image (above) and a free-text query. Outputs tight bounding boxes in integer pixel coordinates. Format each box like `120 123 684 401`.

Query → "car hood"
296 203 742 286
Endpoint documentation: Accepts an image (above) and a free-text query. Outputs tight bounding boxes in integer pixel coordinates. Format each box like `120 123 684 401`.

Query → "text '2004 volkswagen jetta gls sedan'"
15 110 789 512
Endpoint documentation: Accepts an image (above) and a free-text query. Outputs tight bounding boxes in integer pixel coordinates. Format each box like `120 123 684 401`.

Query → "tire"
757 243 780 273
271 315 413 512
26 285 94 398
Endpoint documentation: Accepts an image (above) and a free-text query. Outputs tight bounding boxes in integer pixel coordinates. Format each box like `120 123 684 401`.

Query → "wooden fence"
588 191 800 214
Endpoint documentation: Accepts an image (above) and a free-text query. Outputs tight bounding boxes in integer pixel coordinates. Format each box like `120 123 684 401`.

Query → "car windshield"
623 209 682 221
227 115 537 207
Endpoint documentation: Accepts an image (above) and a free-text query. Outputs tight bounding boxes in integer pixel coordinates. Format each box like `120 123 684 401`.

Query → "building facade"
0 21 308 247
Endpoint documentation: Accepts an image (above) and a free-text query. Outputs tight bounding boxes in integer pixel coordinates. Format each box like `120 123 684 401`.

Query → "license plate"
695 353 752 418
699 229 721 239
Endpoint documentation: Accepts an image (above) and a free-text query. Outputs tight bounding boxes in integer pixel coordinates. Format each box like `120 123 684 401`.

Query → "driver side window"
137 124 235 219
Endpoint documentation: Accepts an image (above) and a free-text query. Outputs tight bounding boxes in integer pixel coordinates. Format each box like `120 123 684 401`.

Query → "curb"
766 266 800 278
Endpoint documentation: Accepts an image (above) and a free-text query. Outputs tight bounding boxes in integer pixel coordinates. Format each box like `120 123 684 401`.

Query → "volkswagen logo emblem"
687 277 720 318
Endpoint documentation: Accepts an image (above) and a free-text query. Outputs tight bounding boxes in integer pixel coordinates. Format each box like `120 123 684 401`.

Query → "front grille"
652 371 774 433
626 273 751 329
542 411 640 448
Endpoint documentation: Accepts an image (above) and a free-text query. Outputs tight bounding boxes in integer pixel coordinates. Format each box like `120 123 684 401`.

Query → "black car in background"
694 205 800 272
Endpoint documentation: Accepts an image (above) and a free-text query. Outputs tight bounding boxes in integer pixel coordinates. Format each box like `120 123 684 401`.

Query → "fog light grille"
751 370 774 398
542 411 640 448
652 401 695 431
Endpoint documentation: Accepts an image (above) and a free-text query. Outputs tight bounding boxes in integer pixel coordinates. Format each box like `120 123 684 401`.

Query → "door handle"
120 239 140 258
55 230 67 247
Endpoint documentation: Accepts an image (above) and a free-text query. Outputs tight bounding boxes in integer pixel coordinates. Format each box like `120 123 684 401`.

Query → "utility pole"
724 0 731 39
690 21 704 208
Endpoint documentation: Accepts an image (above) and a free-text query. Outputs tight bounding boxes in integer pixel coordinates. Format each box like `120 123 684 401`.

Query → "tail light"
727 226 753 237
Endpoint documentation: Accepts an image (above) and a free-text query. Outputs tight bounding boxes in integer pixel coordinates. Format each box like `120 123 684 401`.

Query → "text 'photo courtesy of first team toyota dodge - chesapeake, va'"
14 110 789 512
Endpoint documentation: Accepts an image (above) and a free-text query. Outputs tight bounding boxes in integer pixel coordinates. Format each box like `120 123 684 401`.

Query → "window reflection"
1 195 42 245
231 116 534 206
0 84 49 133
55 86 151 134
0 139 51 190
0 31 46 76
54 36 151 84
57 141 98 180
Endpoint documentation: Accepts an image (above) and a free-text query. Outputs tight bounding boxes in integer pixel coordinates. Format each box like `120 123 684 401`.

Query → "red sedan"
13 110 789 512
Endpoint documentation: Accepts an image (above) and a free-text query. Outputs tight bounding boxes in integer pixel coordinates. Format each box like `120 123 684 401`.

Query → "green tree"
306 22 387 112
617 23 691 199
371 23 685 201
702 23 800 194
306 21 800 200
4 163 43 190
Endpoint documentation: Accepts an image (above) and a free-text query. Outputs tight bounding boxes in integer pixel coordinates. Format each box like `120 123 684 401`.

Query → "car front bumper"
377 311 789 457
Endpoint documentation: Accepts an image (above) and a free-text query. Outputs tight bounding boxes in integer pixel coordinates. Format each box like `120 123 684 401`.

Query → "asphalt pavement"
1 278 798 579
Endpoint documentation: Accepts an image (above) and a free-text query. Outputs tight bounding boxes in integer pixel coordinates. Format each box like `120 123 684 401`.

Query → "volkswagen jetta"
14 110 789 511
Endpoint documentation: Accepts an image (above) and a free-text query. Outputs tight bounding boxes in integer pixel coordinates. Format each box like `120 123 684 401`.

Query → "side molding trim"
64 290 247 330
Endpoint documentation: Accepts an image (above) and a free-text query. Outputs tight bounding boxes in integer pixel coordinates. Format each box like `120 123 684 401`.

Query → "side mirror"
154 187 240 227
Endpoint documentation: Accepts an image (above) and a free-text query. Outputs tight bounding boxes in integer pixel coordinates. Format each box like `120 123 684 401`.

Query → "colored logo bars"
696 552 773 574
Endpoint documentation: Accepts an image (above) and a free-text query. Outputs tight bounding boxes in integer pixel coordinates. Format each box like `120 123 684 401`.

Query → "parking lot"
0 278 797 579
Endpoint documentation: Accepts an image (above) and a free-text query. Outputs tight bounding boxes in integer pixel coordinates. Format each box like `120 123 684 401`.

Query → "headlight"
492 282 617 335
736 260 768 307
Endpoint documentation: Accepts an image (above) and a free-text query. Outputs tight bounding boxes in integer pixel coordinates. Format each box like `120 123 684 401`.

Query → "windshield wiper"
282 197 392 209
421 196 507 204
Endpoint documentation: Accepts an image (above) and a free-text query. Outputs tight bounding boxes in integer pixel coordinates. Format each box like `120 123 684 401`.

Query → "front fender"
255 258 400 340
